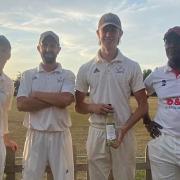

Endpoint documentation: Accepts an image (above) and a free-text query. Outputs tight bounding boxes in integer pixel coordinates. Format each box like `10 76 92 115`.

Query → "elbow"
66 96 74 106
16 98 27 112
17 103 25 112
75 104 80 113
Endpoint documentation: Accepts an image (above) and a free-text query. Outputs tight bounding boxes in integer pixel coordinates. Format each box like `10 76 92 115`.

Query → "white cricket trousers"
87 125 136 180
148 133 180 180
22 129 74 180
0 137 6 180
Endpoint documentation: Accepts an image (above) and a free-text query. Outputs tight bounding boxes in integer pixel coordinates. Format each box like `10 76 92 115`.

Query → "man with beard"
75 13 147 180
17 31 75 180
143 26 180 179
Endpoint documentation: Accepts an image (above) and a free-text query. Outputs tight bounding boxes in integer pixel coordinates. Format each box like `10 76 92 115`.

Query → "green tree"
143 69 152 80
13 72 21 96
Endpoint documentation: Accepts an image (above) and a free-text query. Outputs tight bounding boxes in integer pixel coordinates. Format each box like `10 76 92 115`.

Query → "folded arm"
17 96 51 112
31 91 74 108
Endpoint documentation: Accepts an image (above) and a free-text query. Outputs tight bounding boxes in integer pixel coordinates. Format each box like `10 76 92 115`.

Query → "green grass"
7 97 157 179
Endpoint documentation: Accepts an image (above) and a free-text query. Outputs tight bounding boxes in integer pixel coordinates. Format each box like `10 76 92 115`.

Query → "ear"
37 45 40 53
119 30 123 38
96 30 100 38
57 46 61 54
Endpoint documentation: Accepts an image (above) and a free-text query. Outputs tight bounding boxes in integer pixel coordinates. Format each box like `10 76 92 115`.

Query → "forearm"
75 102 94 114
143 112 152 124
17 96 51 112
3 134 9 143
33 92 74 108
123 102 148 133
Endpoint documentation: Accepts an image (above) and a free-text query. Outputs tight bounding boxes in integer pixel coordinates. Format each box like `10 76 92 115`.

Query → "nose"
105 31 111 37
45 45 53 52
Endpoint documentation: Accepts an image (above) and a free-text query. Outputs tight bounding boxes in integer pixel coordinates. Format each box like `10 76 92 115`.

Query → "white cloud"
1 0 180 78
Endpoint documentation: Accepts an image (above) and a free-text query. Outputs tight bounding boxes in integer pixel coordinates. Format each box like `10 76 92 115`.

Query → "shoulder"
79 58 96 72
21 67 38 81
3 73 12 82
153 65 166 74
62 69 75 79
22 67 38 76
122 55 141 69
149 65 167 78
3 74 13 88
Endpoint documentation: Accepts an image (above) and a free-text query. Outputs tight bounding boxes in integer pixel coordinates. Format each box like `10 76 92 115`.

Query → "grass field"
7 97 158 179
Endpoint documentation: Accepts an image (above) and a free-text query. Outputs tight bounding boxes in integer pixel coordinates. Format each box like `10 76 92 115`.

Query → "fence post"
5 147 16 180
73 145 77 180
145 146 152 180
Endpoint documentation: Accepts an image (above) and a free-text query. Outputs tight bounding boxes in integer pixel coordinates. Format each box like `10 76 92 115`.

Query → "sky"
1 0 180 79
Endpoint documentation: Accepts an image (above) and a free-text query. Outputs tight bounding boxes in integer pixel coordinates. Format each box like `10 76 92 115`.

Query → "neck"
100 47 118 62
168 60 180 71
41 62 58 72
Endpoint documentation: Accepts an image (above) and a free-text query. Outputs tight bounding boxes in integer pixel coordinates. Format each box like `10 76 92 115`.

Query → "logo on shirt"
166 97 180 106
32 76 38 80
93 68 100 73
115 67 125 74
161 80 166 86
165 97 180 110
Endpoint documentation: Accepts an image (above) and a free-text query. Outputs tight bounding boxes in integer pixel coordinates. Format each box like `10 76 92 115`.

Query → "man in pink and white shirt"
143 26 180 180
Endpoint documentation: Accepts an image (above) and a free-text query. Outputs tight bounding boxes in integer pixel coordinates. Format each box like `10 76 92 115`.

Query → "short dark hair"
0 35 11 49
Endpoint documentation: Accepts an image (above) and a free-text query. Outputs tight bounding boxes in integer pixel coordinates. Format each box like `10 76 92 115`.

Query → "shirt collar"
164 64 180 77
95 49 124 63
37 63 62 73
164 65 172 73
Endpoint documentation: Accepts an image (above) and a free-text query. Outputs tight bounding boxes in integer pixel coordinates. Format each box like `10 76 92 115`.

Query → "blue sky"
1 0 180 79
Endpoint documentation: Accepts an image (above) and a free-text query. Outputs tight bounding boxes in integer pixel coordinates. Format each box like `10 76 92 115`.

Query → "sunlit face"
97 25 123 51
37 36 60 64
165 33 180 68
0 45 11 72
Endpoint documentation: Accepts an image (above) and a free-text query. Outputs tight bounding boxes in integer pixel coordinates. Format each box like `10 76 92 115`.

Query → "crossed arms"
17 91 74 112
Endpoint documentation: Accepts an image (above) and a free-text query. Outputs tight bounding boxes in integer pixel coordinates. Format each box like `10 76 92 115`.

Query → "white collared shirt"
76 49 144 127
144 65 180 136
0 73 14 136
17 63 75 131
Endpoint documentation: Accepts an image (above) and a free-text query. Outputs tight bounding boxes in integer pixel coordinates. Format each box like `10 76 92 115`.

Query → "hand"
111 127 127 149
90 104 113 115
145 121 163 139
117 126 127 146
4 139 18 152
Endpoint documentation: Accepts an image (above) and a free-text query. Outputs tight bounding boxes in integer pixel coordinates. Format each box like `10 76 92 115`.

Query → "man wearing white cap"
75 13 147 180
143 26 180 180
17 31 75 180
0 35 18 180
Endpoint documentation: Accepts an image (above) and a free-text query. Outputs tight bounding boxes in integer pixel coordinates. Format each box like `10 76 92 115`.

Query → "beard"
42 52 56 64
168 58 180 69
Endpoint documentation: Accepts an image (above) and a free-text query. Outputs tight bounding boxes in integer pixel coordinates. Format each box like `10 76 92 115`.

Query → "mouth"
43 52 54 58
